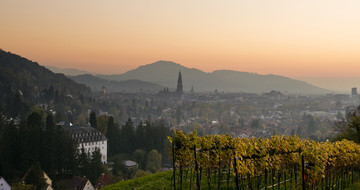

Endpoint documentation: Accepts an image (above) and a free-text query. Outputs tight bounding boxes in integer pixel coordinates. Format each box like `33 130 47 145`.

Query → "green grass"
102 171 173 190
102 169 300 190
345 181 360 190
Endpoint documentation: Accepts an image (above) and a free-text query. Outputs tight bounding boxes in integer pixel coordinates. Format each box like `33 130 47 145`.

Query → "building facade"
62 125 108 163
70 176 95 190
0 177 11 190
352 87 357 97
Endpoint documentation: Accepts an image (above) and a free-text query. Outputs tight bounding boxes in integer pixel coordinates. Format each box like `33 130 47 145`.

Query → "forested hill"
0 49 91 117
70 74 163 93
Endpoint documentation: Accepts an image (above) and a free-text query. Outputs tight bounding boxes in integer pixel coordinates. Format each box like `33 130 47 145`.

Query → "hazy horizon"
43 62 357 93
2 1 360 92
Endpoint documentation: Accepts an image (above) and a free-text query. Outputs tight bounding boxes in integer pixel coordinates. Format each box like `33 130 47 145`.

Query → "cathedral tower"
176 71 183 95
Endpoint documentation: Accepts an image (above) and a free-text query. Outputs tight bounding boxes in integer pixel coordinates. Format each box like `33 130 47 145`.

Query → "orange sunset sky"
1 0 360 91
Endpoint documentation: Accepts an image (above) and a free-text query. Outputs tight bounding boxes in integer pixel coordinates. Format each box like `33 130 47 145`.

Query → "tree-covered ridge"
70 74 163 93
0 49 91 117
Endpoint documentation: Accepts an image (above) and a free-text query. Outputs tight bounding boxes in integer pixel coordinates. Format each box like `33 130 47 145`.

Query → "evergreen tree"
121 118 135 154
0 122 19 177
24 162 47 190
43 114 56 175
106 116 120 156
27 112 42 129
45 113 55 131
89 111 97 128
112 155 124 176
88 147 104 183
10 90 27 118
21 112 43 169
135 121 145 149
97 115 108 135
304 114 317 135
143 121 154 152
78 146 90 177
133 149 147 170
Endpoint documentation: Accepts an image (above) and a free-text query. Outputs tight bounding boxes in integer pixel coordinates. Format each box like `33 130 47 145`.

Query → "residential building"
61 125 108 163
0 177 11 190
95 173 114 189
352 87 357 97
22 171 53 190
69 176 95 190
122 160 138 169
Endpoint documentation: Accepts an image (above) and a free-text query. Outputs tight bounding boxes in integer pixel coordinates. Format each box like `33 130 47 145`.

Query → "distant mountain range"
70 74 163 93
96 61 331 94
46 65 91 76
46 60 331 94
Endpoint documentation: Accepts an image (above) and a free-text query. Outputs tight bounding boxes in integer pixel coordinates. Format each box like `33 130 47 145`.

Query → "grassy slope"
345 181 360 190
102 170 237 190
102 171 173 190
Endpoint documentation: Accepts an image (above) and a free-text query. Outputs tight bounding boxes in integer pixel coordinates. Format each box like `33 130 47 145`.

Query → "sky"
1 0 360 92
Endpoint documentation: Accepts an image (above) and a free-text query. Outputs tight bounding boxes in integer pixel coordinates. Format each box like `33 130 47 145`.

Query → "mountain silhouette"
70 74 163 93
96 61 331 94
46 65 91 76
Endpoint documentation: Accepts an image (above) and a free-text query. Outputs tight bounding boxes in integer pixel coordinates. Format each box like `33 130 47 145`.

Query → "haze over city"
2 0 360 91
4 1 360 189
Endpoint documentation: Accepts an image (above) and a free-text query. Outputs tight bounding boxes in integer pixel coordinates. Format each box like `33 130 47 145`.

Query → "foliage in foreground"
170 131 360 188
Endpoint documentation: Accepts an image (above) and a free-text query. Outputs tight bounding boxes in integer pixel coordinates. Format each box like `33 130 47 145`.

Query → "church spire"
176 71 183 95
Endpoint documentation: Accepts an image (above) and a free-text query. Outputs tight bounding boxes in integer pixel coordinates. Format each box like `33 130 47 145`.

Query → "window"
102 141 104 144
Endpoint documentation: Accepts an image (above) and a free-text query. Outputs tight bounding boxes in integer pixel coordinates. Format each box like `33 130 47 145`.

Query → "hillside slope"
0 49 91 116
102 171 172 190
46 65 91 76
70 74 163 93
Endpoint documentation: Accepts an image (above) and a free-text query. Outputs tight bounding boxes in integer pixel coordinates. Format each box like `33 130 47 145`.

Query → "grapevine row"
169 130 360 189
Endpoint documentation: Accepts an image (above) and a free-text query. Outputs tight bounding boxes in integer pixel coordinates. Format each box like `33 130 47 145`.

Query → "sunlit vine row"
168 130 360 186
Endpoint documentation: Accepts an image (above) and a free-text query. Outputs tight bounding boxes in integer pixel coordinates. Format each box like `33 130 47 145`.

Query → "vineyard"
169 130 360 190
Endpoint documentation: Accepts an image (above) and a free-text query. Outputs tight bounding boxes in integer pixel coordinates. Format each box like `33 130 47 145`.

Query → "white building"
62 125 108 163
0 177 11 190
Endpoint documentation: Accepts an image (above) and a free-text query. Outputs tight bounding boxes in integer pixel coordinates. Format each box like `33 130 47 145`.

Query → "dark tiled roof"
61 125 107 143
70 176 89 190
96 174 113 188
